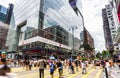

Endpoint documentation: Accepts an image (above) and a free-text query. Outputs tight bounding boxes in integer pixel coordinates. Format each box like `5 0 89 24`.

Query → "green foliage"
101 50 110 58
79 43 94 51
81 58 87 60
96 52 102 59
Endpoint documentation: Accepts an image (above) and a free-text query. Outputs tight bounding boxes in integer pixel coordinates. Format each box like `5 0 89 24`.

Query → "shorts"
50 71 54 75
50 69 54 75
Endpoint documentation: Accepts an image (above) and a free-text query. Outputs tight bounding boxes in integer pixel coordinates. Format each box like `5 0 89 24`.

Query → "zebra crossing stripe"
94 69 103 78
81 68 96 78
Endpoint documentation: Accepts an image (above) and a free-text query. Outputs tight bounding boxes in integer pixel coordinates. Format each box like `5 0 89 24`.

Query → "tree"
79 43 93 51
79 43 94 58
96 52 102 59
101 50 110 58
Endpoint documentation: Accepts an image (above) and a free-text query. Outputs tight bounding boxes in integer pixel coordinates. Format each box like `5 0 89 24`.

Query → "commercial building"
6 0 84 59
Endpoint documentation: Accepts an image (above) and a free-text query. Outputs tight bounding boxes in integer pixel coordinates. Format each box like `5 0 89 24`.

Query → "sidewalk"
109 64 120 78
101 64 120 78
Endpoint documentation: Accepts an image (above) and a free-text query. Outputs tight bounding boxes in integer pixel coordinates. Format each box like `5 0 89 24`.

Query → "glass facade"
0 5 7 22
6 0 83 54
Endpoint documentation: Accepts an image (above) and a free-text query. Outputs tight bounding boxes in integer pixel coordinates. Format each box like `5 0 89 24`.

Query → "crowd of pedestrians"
0 57 90 78
0 56 119 78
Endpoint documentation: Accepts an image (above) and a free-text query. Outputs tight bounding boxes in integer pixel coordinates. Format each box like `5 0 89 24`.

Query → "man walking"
39 59 45 78
57 60 63 78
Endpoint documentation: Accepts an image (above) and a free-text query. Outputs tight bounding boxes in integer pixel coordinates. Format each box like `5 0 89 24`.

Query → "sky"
82 0 109 52
0 0 109 52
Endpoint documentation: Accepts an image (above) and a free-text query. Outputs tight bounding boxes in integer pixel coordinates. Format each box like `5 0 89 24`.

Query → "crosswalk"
11 66 103 78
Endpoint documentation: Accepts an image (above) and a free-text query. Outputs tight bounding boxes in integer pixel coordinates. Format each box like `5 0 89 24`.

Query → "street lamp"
69 26 77 58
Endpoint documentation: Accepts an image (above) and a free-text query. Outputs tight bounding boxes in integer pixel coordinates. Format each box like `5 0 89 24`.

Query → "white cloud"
82 0 109 52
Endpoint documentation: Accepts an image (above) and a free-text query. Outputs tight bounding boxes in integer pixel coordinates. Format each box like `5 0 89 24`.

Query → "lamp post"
69 26 77 58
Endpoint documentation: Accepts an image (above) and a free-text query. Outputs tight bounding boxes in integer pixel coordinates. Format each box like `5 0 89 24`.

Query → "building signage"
18 36 71 50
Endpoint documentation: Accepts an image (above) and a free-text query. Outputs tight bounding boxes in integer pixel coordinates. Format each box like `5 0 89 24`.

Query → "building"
105 4 118 41
102 0 120 53
6 0 84 59
0 4 13 24
103 0 120 52
0 4 13 50
112 0 120 52
0 5 7 23
0 21 9 50
84 27 95 58
115 0 120 21
102 8 114 52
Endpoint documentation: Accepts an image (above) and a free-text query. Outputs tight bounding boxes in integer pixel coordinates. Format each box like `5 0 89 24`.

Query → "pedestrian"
0 58 11 77
75 59 80 71
71 61 75 74
57 60 63 78
68 60 74 74
25 60 29 71
39 59 45 78
117 57 120 69
101 60 106 69
50 61 55 78
13 60 17 67
81 60 87 74
29 60 33 70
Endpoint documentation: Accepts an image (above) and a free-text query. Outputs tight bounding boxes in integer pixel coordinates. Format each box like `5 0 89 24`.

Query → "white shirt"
81 62 86 68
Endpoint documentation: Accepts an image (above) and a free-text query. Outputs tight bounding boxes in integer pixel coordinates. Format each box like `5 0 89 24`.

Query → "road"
11 65 103 78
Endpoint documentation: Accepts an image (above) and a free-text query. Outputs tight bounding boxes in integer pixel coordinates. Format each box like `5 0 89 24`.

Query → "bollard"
105 67 109 78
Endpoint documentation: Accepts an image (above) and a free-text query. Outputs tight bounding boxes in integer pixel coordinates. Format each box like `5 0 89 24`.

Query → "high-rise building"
115 0 120 21
84 27 95 58
102 8 114 52
6 0 84 58
0 4 13 50
102 0 120 53
105 4 118 40
113 0 120 51
0 4 13 24
0 5 7 23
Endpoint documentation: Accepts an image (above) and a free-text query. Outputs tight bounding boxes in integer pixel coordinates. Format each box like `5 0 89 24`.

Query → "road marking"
54 68 83 78
68 67 91 78
94 69 103 78
81 68 96 78
12 65 95 78
45 69 70 78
